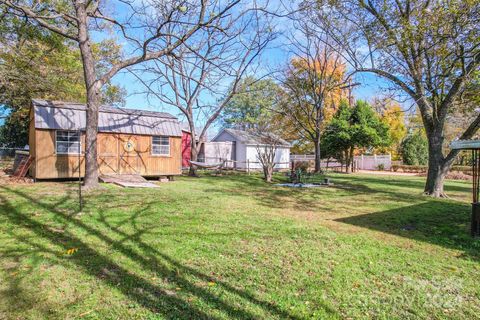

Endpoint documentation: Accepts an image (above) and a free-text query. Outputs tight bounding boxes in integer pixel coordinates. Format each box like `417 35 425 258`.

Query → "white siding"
245 145 259 169
235 142 247 168
244 145 290 169
275 147 290 169
204 142 235 163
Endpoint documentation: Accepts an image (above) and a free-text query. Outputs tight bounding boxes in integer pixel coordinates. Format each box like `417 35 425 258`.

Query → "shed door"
182 131 191 167
98 134 119 175
119 135 141 174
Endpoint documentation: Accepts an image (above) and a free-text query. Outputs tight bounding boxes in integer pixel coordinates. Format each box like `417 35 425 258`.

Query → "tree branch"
1 0 79 41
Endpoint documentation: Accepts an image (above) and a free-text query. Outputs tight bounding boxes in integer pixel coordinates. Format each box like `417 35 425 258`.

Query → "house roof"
32 99 182 137
214 128 291 147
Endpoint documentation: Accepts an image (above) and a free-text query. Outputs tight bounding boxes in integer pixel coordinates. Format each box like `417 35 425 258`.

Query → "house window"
56 130 81 154
152 136 170 156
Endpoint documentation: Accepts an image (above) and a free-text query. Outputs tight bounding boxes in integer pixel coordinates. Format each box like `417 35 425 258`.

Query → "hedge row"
391 165 472 174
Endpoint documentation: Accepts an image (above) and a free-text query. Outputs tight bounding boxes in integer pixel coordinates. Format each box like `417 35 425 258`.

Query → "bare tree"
307 0 480 197
276 18 352 173
131 2 275 176
253 131 284 182
0 0 241 187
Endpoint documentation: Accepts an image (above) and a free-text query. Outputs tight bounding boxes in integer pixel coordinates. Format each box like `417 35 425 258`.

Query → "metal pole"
78 130 82 212
472 149 479 237
472 150 476 203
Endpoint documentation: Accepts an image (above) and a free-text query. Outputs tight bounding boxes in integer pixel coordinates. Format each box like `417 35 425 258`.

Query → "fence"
290 154 315 161
192 156 291 173
291 154 392 171
0 147 29 171
0 148 17 158
354 154 391 170
290 155 347 171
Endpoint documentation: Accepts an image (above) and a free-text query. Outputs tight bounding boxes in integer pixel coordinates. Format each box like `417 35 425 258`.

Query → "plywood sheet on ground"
99 174 159 188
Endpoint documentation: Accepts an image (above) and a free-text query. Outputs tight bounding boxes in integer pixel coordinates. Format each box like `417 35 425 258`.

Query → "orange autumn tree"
291 57 348 120
279 50 350 171
372 99 407 159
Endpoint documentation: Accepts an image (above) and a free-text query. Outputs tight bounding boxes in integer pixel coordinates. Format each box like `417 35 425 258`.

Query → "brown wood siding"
28 109 36 177
34 129 86 179
33 129 181 179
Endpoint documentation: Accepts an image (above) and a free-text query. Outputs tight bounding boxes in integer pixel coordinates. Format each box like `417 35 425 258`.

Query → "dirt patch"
0 170 34 185
2 261 20 271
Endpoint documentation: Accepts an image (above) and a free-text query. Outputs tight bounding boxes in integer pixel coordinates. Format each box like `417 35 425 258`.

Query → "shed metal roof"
32 99 182 137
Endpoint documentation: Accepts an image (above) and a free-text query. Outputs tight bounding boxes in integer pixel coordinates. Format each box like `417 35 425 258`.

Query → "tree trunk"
340 152 344 172
424 135 453 197
83 89 100 188
314 138 321 173
351 148 355 173
346 148 353 173
75 0 100 189
189 140 199 177
264 165 273 182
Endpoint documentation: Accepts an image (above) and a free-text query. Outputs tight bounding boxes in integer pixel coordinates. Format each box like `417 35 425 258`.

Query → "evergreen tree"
401 132 429 165
322 100 391 171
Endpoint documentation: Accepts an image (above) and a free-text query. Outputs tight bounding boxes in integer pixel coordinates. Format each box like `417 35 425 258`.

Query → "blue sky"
0 53 393 129
1 1 397 130
109 45 394 136
115 71 389 107
99 0 397 124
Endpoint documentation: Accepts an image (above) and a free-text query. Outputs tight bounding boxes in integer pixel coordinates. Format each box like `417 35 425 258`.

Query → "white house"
207 128 291 170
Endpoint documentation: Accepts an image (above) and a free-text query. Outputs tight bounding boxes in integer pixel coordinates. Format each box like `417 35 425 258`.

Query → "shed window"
152 136 170 155
56 130 81 154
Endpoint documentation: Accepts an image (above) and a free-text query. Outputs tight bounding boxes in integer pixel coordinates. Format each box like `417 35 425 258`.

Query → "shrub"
400 132 428 165
390 165 472 175
292 161 310 173
392 165 428 173
376 163 385 171
451 165 471 173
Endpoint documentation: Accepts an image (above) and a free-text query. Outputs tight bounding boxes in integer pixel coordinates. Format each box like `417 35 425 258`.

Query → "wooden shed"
29 99 182 179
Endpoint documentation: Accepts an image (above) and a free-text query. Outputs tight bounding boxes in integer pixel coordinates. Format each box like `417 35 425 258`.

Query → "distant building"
206 128 291 170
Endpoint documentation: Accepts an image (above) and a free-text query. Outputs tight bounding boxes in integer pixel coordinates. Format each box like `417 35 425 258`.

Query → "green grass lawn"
0 173 479 319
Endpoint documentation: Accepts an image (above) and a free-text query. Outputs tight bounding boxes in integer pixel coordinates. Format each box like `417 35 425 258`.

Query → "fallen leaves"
65 248 78 255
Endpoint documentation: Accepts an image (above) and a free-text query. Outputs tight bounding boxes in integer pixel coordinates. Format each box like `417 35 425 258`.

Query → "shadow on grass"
0 185 326 319
337 174 471 194
199 173 425 211
197 174 478 260
197 174 362 212
0 242 65 319
335 201 480 260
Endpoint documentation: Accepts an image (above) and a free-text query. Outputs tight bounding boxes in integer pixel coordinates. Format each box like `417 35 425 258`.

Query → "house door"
98 134 119 175
119 135 141 174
